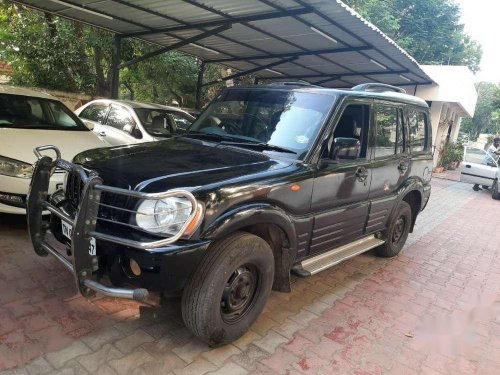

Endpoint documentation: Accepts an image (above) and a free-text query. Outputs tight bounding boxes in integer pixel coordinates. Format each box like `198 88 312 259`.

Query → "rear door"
367 102 408 233
460 147 498 186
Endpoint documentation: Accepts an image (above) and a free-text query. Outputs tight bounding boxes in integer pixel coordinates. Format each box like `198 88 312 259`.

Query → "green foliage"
0 2 225 107
461 82 500 139
438 141 464 169
344 0 482 73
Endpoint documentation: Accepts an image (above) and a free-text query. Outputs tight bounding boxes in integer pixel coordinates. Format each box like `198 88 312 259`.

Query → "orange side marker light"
291 184 301 192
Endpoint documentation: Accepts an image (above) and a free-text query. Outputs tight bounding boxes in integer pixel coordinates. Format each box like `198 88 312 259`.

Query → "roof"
227 83 429 107
413 65 478 117
87 98 193 114
13 0 434 88
0 84 55 100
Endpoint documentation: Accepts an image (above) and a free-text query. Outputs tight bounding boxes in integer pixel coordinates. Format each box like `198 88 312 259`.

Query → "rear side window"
408 109 429 153
80 103 108 123
374 105 404 158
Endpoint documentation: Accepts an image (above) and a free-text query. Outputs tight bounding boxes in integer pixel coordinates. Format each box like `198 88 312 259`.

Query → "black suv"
27 83 432 346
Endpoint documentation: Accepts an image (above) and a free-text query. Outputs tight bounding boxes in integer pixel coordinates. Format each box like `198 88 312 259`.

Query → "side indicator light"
291 184 301 191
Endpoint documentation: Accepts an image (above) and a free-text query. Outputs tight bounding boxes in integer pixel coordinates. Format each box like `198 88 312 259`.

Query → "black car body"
27 83 432 345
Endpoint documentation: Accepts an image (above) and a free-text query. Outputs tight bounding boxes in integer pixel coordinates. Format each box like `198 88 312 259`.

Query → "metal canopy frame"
12 0 435 105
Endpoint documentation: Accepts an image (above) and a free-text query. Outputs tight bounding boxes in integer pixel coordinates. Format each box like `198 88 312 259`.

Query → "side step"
292 235 385 276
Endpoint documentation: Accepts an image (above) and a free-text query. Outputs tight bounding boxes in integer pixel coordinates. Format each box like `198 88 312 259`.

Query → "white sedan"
0 86 109 214
74 99 195 146
459 146 500 199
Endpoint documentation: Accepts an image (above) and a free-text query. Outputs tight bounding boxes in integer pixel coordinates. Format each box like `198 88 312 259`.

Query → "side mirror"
331 137 361 160
123 124 134 134
83 120 94 131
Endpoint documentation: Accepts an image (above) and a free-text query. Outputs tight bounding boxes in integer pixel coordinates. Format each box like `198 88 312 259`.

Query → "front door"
367 102 408 234
104 105 143 146
460 147 498 186
310 101 372 255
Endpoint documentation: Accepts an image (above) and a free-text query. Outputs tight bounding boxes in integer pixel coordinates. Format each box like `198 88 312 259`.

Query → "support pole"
195 61 206 110
111 35 122 99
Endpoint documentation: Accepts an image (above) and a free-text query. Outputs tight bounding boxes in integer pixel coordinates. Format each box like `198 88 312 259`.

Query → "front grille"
66 170 85 207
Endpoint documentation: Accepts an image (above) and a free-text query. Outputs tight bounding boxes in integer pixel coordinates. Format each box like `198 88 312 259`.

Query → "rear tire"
376 201 412 258
181 232 274 346
492 180 500 200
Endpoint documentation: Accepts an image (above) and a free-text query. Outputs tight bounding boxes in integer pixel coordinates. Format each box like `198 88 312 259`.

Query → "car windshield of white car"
135 108 195 136
0 94 88 131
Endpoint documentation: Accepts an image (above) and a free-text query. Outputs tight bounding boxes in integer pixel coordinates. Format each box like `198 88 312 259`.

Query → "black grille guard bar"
27 145 197 302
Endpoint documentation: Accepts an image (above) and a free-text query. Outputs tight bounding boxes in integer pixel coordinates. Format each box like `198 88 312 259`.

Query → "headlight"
0 156 33 179
135 196 201 235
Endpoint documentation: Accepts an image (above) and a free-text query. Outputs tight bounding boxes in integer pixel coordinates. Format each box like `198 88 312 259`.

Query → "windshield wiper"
182 132 239 142
219 141 296 155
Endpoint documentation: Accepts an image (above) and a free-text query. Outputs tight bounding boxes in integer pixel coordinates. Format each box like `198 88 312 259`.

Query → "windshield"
135 108 195 137
0 94 88 131
186 89 335 159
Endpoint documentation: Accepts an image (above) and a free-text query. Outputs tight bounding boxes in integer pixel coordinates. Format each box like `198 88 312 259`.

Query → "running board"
292 235 385 276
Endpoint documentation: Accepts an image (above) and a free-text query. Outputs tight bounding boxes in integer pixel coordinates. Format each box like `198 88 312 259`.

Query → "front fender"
201 203 297 253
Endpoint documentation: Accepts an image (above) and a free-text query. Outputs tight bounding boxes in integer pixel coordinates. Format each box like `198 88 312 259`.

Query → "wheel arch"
201 203 298 293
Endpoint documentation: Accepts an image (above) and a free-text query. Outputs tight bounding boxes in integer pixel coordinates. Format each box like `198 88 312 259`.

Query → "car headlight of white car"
135 196 202 236
0 156 34 179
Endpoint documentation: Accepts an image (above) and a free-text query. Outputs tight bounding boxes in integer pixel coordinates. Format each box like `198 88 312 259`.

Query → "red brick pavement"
0 178 499 374
0 217 141 371
255 185 500 375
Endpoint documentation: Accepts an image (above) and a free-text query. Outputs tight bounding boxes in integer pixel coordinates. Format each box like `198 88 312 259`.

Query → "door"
367 103 408 233
77 102 110 141
104 105 143 145
460 147 498 186
310 101 372 255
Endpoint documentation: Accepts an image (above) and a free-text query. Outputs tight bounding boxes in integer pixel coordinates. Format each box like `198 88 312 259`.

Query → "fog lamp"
129 258 142 277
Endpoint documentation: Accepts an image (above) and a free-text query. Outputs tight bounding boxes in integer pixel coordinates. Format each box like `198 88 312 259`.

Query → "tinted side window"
169 112 193 130
374 105 404 158
106 105 134 130
80 103 108 123
408 110 429 153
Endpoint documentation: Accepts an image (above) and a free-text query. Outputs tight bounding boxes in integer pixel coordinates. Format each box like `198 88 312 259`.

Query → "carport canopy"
13 0 434 101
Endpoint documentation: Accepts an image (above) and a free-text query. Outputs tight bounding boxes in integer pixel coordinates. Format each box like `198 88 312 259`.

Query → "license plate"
61 221 97 256
61 221 72 240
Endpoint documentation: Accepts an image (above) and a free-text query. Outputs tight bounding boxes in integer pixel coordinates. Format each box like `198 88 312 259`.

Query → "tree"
461 82 500 139
344 0 482 73
0 2 226 106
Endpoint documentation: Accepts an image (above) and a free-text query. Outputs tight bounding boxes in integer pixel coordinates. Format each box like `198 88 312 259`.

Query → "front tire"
376 201 412 257
492 180 500 200
181 232 274 346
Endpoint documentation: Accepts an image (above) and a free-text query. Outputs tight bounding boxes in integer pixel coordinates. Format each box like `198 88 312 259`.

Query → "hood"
0 128 108 164
73 137 292 191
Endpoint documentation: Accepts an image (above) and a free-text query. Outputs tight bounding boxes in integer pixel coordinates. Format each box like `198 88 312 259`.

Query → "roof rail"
267 81 319 88
351 83 406 94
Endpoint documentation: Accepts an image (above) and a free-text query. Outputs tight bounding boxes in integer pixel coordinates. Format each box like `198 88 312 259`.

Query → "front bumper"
27 146 201 301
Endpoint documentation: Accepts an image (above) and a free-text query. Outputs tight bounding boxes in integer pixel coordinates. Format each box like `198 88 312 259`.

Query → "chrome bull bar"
27 145 197 302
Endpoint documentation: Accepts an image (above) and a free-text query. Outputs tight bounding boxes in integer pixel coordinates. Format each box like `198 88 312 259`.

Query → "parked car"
459 146 500 199
27 82 432 345
0 85 108 214
75 99 195 146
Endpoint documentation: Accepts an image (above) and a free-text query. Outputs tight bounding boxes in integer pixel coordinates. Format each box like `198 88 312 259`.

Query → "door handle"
98 131 106 137
355 167 369 182
466 164 471 168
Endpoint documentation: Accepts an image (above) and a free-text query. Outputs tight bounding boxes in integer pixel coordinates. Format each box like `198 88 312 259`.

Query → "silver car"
459 146 500 199
75 99 195 146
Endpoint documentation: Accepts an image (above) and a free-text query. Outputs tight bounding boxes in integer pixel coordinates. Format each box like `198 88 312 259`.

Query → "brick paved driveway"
1 178 499 374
